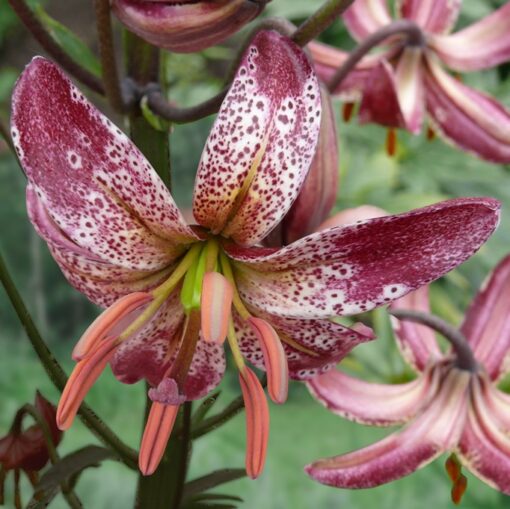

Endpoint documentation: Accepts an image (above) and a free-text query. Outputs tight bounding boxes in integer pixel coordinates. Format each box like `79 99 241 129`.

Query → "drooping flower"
111 0 270 53
310 0 510 162
307 255 510 501
11 30 500 479
0 392 62 509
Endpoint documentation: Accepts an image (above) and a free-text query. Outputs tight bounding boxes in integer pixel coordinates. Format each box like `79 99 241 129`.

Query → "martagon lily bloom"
307 256 510 501
310 0 510 162
11 30 500 478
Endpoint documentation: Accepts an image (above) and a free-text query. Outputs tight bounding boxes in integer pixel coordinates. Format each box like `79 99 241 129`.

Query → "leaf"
182 493 243 509
183 469 246 498
192 392 221 425
33 5 101 77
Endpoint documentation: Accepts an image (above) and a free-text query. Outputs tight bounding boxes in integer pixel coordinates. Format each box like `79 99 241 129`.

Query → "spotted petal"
460 255 510 381
192 30 321 246
12 57 197 272
397 0 461 34
307 365 439 426
235 310 374 380
226 198 500 319
424 53 510 163
429 3 510 72
390 287 442 372
343 0 392 41
306 369 470 488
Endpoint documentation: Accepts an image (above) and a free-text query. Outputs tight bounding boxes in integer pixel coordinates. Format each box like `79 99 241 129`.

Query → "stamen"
385 128 397 156
279 331 319 358
72 292 152 361
445 453 467 505
239 367 269 480
201 272 233 344
445 453 461 482
451 474 467 505
57 336 118 430
139 402 179 476
427 126 436 141
227 318 246 371
248 317 288 404
342 102 355 123
180 245 207 312
220 252 251 320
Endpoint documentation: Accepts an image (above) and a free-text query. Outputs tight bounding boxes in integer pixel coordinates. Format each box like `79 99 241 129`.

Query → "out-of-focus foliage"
1 0 510 507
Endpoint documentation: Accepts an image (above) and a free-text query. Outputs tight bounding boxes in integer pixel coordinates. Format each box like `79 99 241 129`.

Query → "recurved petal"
307 365 439 426
235 310 374 380
192 30 321 246
343 0 392 41
390 287 442 372
226 198 500 319
397 0 461 34
460 255 510 381
306 369 470 488
424 53 510 163
428 3 510 72
12 58 197 271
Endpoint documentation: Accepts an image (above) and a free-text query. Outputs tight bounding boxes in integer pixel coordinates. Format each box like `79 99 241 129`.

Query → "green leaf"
140 96 171 132
33 5 101 77
192 392 221 425
183 469 246 498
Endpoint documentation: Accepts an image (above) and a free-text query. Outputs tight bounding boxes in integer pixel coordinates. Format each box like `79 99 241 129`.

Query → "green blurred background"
1 0 510 507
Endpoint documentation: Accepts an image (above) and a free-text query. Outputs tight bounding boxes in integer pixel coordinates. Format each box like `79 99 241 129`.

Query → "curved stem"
390 309 478 372
292 0 355 47
94 0 124 112
7 0 104 95
327 19 425 92
0 252 138 468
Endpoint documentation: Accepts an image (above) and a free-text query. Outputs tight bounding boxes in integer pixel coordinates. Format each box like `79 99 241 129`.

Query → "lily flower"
310 0 510 162
111 0 270 53
11 31 500 478
0 392 62 509
307 256 510 501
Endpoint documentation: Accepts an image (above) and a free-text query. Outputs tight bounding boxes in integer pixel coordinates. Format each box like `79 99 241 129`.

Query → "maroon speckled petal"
398 0 461 34
192 31 321 246
460 255 510 381
343 0 392 42
226 198 500 318
424 54 510 163
235 310 373 380
12 58 197 271
390 287 442 372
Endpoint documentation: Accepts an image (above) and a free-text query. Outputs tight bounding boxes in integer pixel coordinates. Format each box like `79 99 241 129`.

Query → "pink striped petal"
236 311 373 380
425 54 510 163
343 0 392 41
460 255 510 381
390 287 442 372
477 374 510 433
307 365 440 426
226 198 500 318
398 0 461 34
201 272 233 344
12 58 197 272
429 3 510 72
306 369 470 488
192 30 321 246
308 41 386 99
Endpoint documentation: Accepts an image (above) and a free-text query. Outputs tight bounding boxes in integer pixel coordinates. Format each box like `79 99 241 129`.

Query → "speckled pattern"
227 198 500 318
12 58 197 273
193 30 321 246
235 309 373 380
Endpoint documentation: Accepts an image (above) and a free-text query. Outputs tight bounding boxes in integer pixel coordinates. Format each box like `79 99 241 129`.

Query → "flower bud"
112 0 270 53
265 84 339 246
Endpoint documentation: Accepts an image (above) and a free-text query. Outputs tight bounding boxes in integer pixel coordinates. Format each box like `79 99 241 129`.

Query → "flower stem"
292 0 355 47
327 19 425 92
7 0 104 94
390 309 478 371
0 252 138 468
94 0 125 112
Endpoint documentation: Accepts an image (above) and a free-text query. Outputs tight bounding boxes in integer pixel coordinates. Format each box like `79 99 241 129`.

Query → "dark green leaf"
192 392 221 425
183 469 246 497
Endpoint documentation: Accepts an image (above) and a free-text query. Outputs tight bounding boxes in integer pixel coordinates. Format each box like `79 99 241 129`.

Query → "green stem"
0 253 137 468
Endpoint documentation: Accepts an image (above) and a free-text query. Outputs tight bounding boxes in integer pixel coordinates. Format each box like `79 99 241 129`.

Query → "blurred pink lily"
307 256 510 500
310 0 510 162
12 30 500 478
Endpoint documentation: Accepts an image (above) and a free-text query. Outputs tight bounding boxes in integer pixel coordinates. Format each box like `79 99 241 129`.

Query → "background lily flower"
309 0 510 163
307 255 510 500
0 392 62 509
111 0 270 53
11 28 501 478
